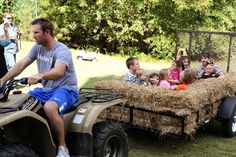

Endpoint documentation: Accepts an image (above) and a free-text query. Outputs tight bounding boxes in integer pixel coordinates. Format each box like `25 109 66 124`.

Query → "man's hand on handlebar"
28 74 43 85
0 79 2 87
0 79 5 87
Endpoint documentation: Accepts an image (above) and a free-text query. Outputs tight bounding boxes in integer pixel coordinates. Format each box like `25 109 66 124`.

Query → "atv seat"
64 97 91 114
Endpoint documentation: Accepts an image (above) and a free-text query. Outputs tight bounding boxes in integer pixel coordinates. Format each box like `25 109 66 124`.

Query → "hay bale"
95 72 236 135
98 105 130 123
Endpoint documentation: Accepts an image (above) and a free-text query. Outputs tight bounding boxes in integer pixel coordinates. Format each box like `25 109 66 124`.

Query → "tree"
3 0 235 60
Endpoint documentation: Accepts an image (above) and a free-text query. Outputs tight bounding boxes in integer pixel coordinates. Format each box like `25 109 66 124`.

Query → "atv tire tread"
0 144 38 157
93 121 128 157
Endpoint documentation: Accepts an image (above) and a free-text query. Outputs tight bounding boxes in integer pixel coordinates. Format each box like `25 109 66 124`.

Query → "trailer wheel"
222 108 236 137
93 121 128 157
0 144 38 157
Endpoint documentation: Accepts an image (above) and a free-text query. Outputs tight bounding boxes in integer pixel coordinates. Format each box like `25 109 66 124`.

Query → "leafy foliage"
46 0 236 60
1 0 236 60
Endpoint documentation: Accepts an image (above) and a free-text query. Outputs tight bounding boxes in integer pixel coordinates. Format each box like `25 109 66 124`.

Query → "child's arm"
160 80 171 89
168 79 180 84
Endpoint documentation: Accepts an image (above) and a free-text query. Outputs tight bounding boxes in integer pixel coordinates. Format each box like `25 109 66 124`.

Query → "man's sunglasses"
5 17 12 19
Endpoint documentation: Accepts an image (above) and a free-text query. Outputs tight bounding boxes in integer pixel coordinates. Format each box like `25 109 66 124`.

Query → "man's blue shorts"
28 87 79 116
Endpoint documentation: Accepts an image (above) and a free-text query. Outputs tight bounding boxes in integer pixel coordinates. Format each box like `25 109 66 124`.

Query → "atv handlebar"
19 78 42 85
19 77 28 85
0 78 42 102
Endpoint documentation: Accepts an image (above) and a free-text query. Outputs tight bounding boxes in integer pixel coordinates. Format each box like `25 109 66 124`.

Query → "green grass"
17 41 236 157
127 122 236 157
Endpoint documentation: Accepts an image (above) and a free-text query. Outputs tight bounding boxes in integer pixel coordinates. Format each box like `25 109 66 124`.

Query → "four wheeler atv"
0 78 128 157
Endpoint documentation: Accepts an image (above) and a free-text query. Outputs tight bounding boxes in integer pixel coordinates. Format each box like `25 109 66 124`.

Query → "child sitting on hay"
176 48 191 70
135 69 149 85
176 69 195 90
179 56 191 70
201 62 220 79
159 69 177 89
148 72 159 86
124 57 140 84
168 60 181 85
196 52 224 78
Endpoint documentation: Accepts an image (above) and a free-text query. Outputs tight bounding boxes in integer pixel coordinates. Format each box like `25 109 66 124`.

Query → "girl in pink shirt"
169 60 181 85
159 69 176 89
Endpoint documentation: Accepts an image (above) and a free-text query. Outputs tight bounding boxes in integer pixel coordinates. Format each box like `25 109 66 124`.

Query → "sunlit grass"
17 41 170 88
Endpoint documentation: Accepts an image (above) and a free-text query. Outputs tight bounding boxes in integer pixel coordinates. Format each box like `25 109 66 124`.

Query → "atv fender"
68 98 126 134
0 110 56 157
66 98 126 157
217 96 236 119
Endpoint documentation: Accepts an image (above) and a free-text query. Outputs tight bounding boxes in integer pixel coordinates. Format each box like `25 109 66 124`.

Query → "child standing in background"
176 48 188 60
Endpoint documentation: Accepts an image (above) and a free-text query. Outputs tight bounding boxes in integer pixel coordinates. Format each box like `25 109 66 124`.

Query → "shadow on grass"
80 74 117 88
127 120 230 157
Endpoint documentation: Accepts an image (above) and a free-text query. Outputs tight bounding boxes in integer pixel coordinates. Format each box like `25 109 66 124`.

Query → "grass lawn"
16 41 236 157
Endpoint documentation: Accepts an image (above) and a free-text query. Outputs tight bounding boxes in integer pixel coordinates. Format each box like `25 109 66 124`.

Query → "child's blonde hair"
159 69 169 81
135 69 146 79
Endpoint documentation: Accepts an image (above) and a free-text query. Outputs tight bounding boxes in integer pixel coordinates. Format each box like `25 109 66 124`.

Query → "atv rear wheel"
0 144 38 157
93 121 128 157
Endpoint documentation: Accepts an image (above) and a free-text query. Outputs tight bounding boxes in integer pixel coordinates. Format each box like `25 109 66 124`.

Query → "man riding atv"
0 18 78 157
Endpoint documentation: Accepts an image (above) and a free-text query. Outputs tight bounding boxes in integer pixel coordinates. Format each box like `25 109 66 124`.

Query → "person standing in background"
0 12 21 70
0 20 11 78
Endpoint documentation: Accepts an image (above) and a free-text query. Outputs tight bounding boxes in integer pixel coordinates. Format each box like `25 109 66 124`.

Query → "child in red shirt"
176 69 195 90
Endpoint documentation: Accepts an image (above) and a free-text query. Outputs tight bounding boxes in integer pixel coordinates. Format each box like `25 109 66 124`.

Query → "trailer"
95 74 236 138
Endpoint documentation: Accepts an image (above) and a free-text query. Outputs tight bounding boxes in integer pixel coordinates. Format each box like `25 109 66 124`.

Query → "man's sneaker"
56 146 70 157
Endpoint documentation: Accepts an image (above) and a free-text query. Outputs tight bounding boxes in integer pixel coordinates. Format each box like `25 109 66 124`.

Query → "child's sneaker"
56 146 70 157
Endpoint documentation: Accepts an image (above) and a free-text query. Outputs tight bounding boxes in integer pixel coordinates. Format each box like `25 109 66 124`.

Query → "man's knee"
43 101 59 115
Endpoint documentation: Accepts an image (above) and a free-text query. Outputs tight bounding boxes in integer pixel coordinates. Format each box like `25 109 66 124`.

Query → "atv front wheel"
93 121 128 157
0 144 38 157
